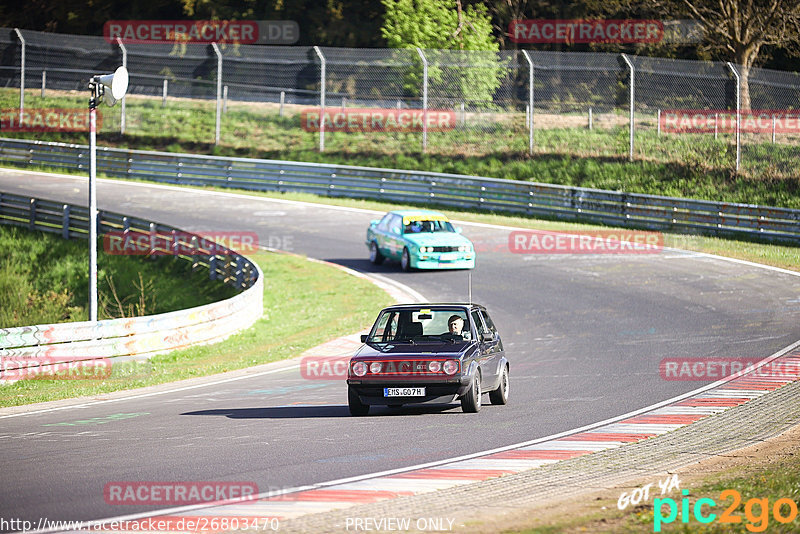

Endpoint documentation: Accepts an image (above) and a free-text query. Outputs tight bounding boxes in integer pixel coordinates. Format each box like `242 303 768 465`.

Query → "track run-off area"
1 168 800 530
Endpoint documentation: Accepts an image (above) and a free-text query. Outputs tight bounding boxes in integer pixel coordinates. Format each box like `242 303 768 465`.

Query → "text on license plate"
384 387 425 397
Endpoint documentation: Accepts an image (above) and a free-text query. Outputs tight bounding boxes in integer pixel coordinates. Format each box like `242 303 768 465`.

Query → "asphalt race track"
2 169 800 526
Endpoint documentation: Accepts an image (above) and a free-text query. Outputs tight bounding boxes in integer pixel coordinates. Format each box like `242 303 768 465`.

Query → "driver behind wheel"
443 314 469 340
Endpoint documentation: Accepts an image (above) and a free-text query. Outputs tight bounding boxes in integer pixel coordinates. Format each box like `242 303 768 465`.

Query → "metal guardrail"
0 190 263 379
1 137 799 244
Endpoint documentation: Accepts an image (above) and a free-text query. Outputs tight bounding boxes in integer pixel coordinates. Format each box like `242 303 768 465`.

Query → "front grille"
431 246 459 252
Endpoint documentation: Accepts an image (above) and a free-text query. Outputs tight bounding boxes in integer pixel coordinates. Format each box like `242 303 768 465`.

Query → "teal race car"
366 210 475 271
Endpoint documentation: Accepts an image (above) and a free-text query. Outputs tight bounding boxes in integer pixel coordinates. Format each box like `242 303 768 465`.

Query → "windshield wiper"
395 338 416 345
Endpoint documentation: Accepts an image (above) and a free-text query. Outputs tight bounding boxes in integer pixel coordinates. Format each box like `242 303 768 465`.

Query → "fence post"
62 204 70 239
211 42 222 145
223 85 228 113
41 71 45 98
772 114 776 143
313 46 326 152
279 91 285 116
117 38 127 135
162 79 168 107
416 47 428 152
621 53 635 162
522 50 534 156
209 255 217 281
588 107 593 130
726 62 740 172
14 29 25 125
714 113 718 139
657 109 661 136
29 198 36 231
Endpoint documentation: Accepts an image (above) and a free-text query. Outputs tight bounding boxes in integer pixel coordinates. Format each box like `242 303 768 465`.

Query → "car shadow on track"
181 404 461 419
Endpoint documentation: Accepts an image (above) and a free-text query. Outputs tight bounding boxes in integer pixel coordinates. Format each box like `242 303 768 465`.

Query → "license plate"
384 387 425 397
439 253 457 261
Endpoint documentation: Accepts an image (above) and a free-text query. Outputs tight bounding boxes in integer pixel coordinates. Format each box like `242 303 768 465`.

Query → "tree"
659 0 800 109
381 0 505 106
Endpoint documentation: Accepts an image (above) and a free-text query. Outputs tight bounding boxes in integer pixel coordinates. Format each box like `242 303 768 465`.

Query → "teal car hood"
403 232 473 248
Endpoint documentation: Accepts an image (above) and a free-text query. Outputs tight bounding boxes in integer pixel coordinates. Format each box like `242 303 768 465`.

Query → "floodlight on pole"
87 66 128 322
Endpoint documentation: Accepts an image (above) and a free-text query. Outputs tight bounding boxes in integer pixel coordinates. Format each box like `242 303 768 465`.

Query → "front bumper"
412 253 475 270
348 376 471 405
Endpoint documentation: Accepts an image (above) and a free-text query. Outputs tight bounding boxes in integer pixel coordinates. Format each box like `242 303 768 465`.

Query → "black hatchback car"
347 303 509 415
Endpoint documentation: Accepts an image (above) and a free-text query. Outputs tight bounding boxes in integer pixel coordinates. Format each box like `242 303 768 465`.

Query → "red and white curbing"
138 347 800 526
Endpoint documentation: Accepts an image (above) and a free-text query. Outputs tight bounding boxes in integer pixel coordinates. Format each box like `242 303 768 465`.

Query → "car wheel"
489 365 509 405
401 248 412 271
348 386 369 416
369 241 384 265
461 371 482 413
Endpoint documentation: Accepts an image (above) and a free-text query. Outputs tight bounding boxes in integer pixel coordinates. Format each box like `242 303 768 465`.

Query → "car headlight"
428 361 442 373
420 246 430 253
352 361 367 377
459 245 469 252
443 360 459 375
369 362 383 374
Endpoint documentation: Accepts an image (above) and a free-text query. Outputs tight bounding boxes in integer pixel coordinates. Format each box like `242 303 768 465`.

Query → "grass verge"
0 250 394 407
0 224 236 327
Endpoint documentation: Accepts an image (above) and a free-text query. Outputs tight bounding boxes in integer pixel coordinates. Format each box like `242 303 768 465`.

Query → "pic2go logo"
654 489 799 532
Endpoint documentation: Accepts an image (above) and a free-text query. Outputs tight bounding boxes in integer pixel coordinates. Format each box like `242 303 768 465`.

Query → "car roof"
379 303 486 312
388 209 448 218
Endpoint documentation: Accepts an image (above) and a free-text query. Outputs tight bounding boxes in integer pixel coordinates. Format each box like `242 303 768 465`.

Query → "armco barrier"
0 191 262 380
1 137 798 244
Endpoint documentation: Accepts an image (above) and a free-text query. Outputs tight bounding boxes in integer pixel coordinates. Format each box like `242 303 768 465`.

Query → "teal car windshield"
404 220 455 234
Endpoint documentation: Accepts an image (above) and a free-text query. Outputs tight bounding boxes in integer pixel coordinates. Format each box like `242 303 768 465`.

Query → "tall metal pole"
522 50 535 156
117 39 127 135
727 62 741 172
621 53 635 162
14 29 25 125
416 48 428 152
88 81 99 323
212 42 222 145
313 46 326 152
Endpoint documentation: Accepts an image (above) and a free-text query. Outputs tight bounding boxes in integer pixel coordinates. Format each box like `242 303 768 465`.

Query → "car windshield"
366 308 471 344
403 218 455 234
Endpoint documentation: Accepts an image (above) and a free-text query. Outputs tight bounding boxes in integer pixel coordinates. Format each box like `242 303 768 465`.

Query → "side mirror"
392 227 401 235
360 334 368 343
370 220 379 226
455 227 463 234
481 332 494 342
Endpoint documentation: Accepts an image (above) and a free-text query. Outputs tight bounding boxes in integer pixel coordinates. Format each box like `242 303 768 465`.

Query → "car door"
385 214 404 259
471 309 500 389
478 309 504 388
374 214 393 257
